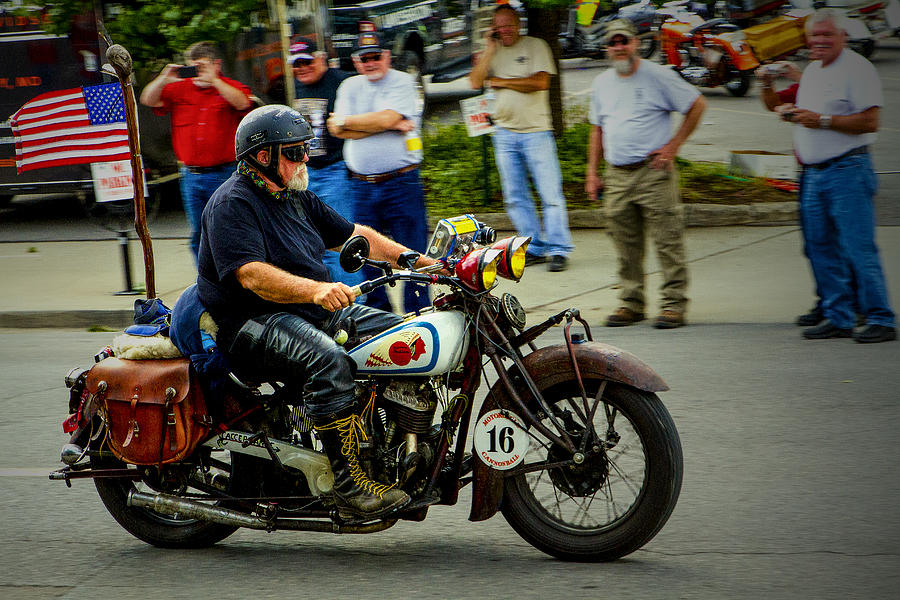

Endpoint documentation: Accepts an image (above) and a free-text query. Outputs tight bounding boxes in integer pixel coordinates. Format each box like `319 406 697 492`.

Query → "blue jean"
800 153 895 329
491 128 574 258
307 160 365 289
180 164 235 264
351 168 430 314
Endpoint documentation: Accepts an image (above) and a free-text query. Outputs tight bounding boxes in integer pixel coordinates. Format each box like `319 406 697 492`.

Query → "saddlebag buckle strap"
123 385 142 448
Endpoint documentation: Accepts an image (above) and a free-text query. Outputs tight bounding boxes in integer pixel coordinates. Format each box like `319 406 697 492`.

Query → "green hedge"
420 120 792 215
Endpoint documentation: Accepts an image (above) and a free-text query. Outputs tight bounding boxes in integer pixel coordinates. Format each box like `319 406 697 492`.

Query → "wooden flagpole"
106 44 156 299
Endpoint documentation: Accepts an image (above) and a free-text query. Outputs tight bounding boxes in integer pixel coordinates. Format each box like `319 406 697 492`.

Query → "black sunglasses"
607 37 631 47
281 143 309 162
358 52 382 64
293 58 313 67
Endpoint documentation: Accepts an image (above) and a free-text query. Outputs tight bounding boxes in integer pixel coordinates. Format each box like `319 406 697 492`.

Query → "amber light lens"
492 236 531 281
455 247 502 292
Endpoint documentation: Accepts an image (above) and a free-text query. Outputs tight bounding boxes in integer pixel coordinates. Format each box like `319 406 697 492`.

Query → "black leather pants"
227 305 403 417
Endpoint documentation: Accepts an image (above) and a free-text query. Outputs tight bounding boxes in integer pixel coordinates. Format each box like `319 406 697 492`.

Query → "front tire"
501 382 683 562
92 449 240 548
725 69 752 97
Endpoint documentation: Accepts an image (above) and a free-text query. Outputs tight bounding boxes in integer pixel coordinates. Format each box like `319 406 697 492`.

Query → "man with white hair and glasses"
775 9 895 343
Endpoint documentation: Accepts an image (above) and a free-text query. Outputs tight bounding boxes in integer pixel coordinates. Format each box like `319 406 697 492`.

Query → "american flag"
10 83 131 173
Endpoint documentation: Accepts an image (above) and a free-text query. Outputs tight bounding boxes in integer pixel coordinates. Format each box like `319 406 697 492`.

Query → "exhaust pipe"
127 491 397 534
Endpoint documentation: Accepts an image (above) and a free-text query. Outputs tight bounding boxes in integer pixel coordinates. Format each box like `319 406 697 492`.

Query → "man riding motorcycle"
197 105 438 520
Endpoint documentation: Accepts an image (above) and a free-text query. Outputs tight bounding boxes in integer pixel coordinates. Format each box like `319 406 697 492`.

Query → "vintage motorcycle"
560 0 661 59
659 2 760 96
50 215 683 562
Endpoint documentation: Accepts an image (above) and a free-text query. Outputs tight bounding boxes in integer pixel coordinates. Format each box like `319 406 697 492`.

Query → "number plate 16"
473 409 529 471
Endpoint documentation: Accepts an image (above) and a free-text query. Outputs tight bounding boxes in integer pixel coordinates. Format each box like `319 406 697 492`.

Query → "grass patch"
421 121 794 215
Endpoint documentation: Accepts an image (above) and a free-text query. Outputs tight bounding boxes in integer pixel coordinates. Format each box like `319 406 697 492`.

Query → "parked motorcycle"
50 215 683 562
659 3 760 96
560 0 661 59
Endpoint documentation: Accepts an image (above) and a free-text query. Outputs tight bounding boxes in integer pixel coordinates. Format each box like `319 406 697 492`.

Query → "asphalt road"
2 325 898 599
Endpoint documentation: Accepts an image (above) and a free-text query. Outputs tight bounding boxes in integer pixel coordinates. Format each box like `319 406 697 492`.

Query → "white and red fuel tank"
348 310 469 376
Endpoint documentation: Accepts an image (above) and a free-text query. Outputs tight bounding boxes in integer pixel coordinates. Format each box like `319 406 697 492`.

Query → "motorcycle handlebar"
350 272 452 299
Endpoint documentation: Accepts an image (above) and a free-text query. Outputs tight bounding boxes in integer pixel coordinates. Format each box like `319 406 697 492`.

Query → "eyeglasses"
358 52 382 64
607 37 631 47
281 143 309 162
293 58 313 67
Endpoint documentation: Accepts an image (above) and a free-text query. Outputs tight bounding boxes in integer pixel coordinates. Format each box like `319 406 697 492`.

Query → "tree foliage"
44 1 271 84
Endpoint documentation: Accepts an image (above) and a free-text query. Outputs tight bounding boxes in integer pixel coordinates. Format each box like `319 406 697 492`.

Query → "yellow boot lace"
318 414 396 499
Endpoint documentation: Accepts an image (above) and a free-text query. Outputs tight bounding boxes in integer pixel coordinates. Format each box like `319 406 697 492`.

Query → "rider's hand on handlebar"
313 282 356 312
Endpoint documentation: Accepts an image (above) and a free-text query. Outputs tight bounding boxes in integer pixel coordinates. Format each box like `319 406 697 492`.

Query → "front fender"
469 341 668 522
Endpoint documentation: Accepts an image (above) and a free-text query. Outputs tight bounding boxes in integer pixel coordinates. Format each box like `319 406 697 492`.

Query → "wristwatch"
819 114 832 129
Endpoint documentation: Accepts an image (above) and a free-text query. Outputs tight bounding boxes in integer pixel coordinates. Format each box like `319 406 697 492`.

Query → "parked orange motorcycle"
659 10 760 96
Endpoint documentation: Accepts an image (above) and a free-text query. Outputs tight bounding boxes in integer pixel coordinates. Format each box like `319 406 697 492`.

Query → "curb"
469 201 799 231
0 202 799 329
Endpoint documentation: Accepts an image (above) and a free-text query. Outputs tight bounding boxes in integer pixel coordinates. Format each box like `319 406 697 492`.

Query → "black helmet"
235 105 313 160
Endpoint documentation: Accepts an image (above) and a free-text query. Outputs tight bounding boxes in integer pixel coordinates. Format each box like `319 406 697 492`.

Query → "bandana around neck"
238 160 292 203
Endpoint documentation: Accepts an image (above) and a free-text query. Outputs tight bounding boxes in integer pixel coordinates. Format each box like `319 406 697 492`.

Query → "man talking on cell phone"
140 41 253 265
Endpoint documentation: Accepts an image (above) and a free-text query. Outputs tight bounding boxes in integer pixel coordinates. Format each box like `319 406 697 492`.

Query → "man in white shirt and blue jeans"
777 9 895 343
328 29 429 314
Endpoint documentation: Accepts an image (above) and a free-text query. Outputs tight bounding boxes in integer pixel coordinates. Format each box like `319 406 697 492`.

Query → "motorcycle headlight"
491 236 531 282
455 247 502 292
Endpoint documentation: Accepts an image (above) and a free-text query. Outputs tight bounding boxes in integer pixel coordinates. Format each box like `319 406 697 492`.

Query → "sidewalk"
2 224 898 329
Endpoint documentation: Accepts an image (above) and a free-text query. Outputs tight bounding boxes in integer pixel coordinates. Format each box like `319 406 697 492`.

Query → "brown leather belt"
611 158 650 170
348 164 419 184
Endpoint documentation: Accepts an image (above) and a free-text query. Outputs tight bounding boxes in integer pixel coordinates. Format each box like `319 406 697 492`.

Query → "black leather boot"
315 411 410 521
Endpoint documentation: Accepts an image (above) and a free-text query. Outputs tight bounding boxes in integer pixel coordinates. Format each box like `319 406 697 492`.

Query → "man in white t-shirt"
774 9 895 343
328 29 429 315
585 20 705 329
469 4 574 272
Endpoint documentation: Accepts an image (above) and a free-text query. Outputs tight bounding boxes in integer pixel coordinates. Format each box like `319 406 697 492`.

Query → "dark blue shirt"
197 171 355 338
295 68 349 169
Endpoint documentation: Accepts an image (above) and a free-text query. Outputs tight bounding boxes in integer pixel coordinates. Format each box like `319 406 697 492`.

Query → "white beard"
285 166 308 192
612 57 636 75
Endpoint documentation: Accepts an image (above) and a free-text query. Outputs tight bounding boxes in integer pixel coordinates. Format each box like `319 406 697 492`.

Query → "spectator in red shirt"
140 41 253 263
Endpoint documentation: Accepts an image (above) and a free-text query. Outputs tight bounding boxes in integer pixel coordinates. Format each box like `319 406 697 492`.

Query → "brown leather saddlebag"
86 357 212 465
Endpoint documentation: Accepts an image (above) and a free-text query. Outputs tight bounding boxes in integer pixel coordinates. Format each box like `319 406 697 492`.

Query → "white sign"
90 159 146 203
459 93 496 137
473 409 529 470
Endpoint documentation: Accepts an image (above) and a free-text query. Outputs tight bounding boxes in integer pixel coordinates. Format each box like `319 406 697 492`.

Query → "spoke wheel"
92 448 240 548
501 382 682 562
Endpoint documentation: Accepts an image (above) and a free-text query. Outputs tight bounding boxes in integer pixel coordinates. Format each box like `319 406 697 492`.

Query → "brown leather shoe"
605 307 646 327
654 309 685 329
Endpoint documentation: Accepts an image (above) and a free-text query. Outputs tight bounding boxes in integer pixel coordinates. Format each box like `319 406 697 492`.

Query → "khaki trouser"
603 163 688 314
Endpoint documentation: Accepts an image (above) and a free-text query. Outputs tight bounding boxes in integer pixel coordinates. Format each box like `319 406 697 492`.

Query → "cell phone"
491 31 500 39
783 112 795 121
178 65 198 78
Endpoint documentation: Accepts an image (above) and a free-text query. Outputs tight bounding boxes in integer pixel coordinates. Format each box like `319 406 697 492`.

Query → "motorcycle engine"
381 379 438 435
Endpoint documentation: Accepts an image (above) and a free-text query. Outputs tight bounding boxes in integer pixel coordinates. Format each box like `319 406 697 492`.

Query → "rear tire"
501 382 683 562
92 450 240 548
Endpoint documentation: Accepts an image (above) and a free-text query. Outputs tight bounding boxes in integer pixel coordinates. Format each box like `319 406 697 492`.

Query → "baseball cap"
603 19 637 44
289 37 317 63
353 30 383 58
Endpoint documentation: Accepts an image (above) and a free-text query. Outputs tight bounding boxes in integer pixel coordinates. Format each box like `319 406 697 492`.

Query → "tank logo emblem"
365 331 427 367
